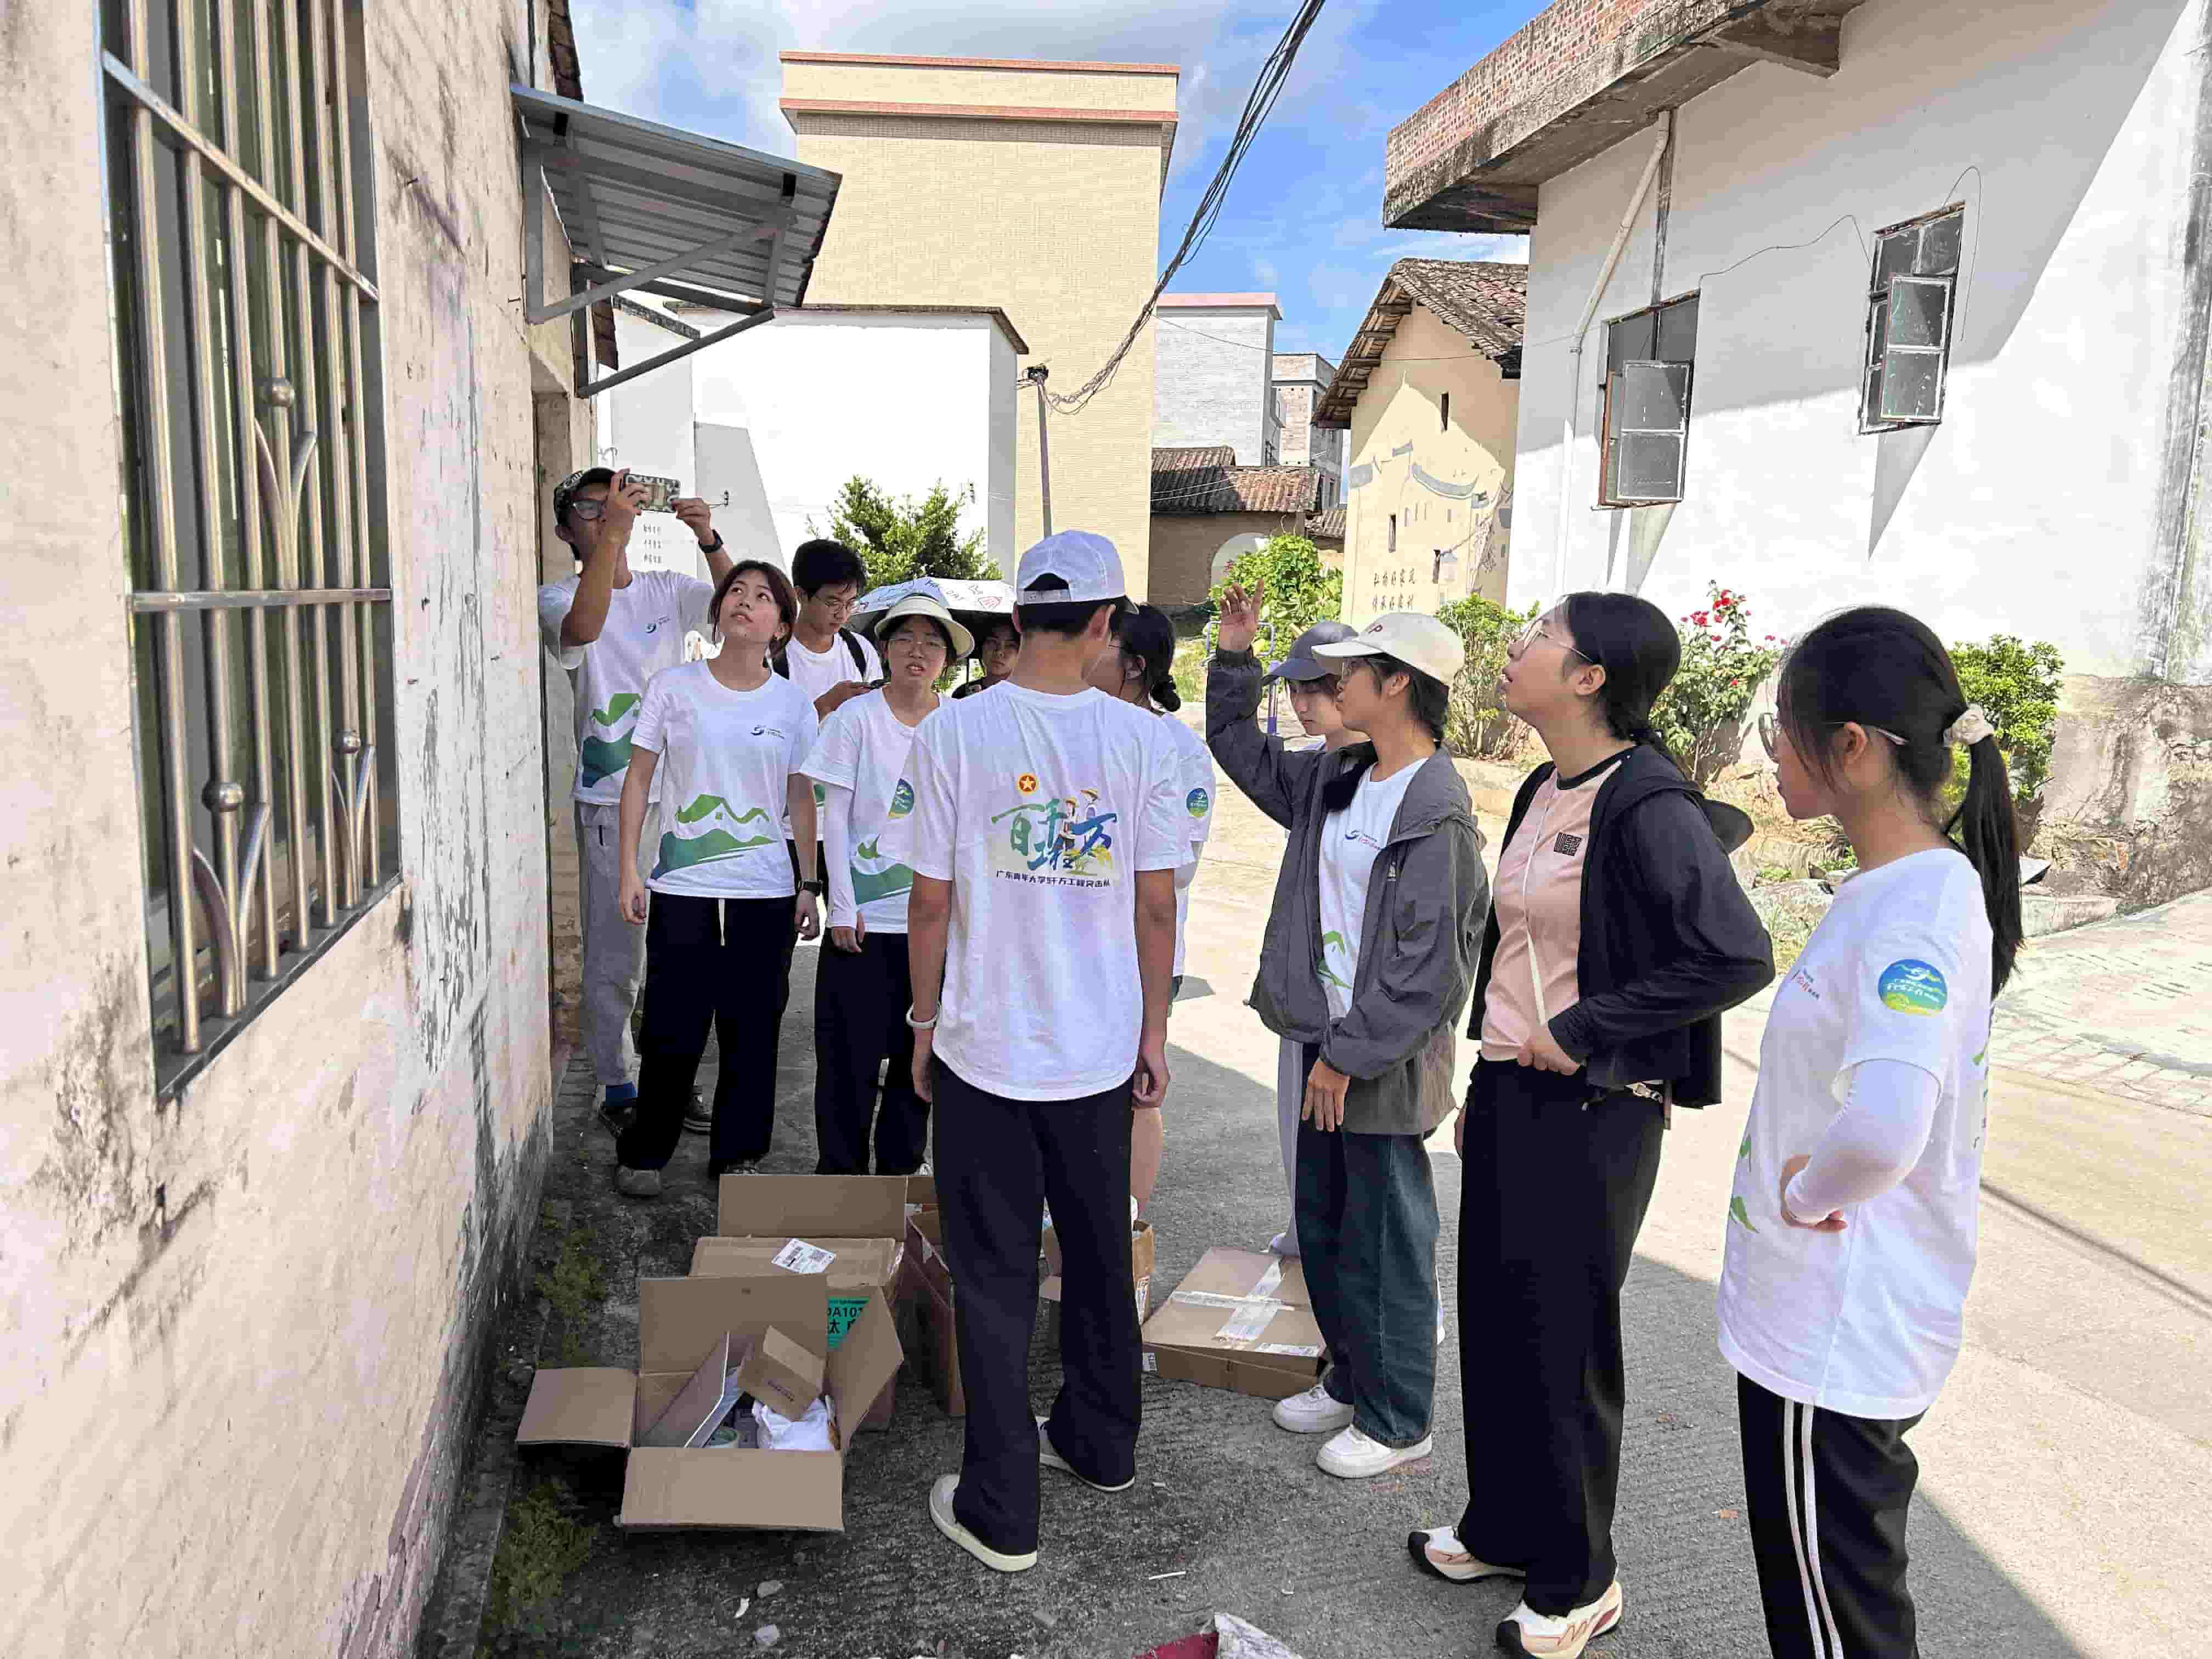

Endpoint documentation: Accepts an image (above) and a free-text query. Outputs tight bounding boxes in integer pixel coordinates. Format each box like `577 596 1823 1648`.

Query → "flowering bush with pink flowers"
1651 583 1784 783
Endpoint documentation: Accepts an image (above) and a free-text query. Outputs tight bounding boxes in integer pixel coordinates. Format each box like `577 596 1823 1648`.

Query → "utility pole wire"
1045 0 1330 415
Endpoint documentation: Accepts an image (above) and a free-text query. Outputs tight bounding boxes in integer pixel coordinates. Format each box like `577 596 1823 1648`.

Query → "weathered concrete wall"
1341 304 1518 624
1150 510 1308 607
0 1 584 1653
1154 300 1280 464
2044 674 2212 907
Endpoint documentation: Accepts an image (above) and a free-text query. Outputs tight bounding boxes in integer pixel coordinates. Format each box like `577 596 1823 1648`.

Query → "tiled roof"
1306 505 1346 541
1315 259 1527 428
1152 449 1323 515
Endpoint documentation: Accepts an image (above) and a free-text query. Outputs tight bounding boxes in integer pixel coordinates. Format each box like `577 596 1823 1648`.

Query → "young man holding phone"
883 530 1187 1575
538 466 733 1127
780 538 883 719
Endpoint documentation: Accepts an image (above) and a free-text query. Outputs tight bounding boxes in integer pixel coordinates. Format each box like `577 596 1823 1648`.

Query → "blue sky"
567 0 1535 363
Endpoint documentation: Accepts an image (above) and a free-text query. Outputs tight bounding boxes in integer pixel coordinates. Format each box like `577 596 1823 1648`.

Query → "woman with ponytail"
1209 592 1487 1483
1088 603 1215 1215
1412 592 1773 1659
1719 606 2016 1659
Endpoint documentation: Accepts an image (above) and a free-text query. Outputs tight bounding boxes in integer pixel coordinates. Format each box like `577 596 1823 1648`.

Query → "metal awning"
513 84 841 396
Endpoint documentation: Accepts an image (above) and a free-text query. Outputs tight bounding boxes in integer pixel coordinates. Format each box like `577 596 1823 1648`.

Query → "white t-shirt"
1718 847 1994 1420
880 684 1192 1101
800 690 929 934
1316 761 1420 1021
782 630 882 710
1161 716 1216 979
630 662 819 900
538 569 716 805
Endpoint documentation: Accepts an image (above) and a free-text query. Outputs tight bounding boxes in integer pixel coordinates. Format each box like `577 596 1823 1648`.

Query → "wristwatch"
802 877 826 897
698 530 725 554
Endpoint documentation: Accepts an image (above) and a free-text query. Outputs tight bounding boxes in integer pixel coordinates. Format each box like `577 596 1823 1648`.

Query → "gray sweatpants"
1277 1036 1304 1255
575 800 650 1087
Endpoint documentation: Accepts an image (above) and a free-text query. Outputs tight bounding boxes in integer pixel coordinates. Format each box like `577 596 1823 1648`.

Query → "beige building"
1149 447 1334 610
781 52 1177 589
1318 260 1526 624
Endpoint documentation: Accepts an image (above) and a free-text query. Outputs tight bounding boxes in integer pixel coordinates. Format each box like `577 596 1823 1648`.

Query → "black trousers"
617 893 795 1174
1739 1374 1923 1659
934 1058 1140 1557
812 931 929 1175
1455 1060 1664 1615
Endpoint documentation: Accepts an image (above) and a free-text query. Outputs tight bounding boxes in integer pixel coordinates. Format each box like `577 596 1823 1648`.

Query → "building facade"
781 52 1175 590
1149 446 1331 609
1153 293 1283 464
4 1 602 1654
597 302 1024 583
1272 351 1347 484
1386 0 2212 901
1318 261 1525 625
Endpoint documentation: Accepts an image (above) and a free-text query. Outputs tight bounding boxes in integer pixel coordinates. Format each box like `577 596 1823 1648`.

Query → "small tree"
1206 535 1342 664
812 477 998 591
1436 595 1539 759
1651 583 1785 784
1948 633 2064 807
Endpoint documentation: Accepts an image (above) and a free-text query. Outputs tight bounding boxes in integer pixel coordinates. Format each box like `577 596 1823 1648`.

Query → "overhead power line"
1045 0 1330 415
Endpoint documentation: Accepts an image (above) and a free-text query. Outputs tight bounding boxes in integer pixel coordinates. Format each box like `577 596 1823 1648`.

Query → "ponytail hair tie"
1943 705 1996 748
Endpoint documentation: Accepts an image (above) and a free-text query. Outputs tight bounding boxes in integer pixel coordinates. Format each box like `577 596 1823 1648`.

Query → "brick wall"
1149 510 1303 607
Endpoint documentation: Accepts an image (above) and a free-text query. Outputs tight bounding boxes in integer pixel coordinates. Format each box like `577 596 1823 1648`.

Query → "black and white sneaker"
1406 1525 1522 1584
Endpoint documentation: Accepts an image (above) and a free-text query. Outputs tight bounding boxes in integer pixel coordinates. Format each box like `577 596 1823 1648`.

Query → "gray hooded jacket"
1206 648 1489 1136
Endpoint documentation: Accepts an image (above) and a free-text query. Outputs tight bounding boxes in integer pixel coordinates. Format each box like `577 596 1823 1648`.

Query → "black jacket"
1466 744 1773 1108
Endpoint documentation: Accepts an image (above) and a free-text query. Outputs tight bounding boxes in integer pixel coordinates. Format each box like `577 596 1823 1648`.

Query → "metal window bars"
102 0 393 1077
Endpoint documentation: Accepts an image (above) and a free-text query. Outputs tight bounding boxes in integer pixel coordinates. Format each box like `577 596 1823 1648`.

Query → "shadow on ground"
421 947 2082 1658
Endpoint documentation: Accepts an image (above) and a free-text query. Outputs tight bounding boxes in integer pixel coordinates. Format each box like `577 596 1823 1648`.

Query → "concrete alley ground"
425 723 2212 1658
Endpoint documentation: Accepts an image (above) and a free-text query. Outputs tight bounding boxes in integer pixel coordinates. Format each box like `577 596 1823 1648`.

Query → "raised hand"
1217 581 1264 655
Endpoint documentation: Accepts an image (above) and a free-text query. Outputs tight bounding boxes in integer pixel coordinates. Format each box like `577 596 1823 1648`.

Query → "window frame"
1859 206 1965 434
101 0 401 1094
1596 292 1699 509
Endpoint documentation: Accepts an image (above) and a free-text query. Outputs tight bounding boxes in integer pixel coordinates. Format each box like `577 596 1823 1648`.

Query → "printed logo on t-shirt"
888 780 916 819
1877 958 1949 1016
751 724 787 741
989 787 1118 886
645 618 669 635
1341 825 1387 850
850 836 915 907
652 793 776 879
1017 772 1040 794
1788 964 1820 1000
1553 831 1583 856
1318 930 1352 992
1186 787 1211 819
580 691 643 787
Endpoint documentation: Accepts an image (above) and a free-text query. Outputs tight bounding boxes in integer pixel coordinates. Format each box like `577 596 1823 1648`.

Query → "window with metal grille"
1598 294 1699 507
101 0 399 1091
1861 207 1963 432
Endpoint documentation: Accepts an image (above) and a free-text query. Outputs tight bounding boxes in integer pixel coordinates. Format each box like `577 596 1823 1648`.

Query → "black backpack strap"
840 628 869 674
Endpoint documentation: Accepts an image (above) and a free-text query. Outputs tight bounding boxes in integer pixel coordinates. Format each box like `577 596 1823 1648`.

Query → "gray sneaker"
614 1166 662 1199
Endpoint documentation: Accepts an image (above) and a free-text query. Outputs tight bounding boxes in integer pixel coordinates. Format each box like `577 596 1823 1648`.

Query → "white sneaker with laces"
1316 1423 1433 1479
1271 1382 1356 1435
1496 1581 1623 1657
1036 1416 1134 1492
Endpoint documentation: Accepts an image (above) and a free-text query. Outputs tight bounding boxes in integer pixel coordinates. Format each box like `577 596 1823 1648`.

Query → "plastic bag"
752 1395 833 1451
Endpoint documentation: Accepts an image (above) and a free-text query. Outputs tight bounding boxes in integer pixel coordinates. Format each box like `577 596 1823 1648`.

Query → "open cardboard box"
1041 1218 1157 1339
515 1273 901 1530
1141 1246 1326 1400
900 1205 964 1415
695 1175 910 1428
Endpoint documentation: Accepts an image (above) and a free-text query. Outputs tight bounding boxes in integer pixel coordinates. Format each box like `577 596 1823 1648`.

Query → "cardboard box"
900 1207 965 1416
516 1273 901 1531
1041 1218 1157 1325
733 1325 825 1421
1140 1247 1326 1400
696 1175 910 1429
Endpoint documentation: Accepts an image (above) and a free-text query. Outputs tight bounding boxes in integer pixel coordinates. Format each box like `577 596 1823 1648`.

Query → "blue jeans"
1293 1046 1438 1446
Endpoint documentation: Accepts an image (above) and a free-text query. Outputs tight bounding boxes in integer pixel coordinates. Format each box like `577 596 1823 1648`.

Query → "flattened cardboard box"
1140 1246 1325 1400
515 1273 901 1531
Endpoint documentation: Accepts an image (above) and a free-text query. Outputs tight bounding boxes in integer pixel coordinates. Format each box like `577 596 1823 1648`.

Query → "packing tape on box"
1167 1258 1293 1346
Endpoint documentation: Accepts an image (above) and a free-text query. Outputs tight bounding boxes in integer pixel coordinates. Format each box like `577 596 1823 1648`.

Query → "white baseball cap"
1015 530 1127 606
1312 612 1466 683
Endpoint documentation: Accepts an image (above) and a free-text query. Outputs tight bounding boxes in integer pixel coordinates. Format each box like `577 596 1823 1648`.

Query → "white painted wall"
600 313 706 579
1508 0 2205 682
1154 303 1280 464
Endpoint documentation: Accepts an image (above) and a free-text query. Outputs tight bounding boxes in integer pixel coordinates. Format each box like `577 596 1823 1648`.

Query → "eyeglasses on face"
567 499 607 522
1758 711 1906 761
1514 617 1594 663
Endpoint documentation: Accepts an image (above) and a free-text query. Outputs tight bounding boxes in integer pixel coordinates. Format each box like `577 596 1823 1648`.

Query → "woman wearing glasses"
800 593 972 1175
1412 596 1771 1659
1722 608 2016 1659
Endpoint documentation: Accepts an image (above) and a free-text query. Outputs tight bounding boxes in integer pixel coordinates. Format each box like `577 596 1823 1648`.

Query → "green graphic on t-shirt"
1728 1195 1758 1234
579 693 642 787
653 798 774 878
1318 930 1352 991
850 835 915 907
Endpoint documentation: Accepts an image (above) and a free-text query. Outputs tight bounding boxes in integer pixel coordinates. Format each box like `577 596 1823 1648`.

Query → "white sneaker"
927 1475 1036 1573
1036 1417 1133 1492
1316 1424 1433 1479
1268 1229 1301 1258
1497 1582 1623 1657
1407 1525 1522 1584
1271 1382 1356 1435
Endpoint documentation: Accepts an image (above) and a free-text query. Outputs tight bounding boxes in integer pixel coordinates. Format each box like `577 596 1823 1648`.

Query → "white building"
596 302 1024 578
1153 293 1283 465
1386 0 2212 902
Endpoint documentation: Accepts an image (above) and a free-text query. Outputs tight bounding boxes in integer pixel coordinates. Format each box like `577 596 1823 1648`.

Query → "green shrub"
1206 535 1342 665
1436 595 1539 759
1948 634 2063 806
1652 583 1785 784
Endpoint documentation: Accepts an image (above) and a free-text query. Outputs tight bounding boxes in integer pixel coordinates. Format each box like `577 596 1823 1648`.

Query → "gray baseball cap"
1266 620 1358 682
